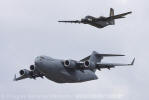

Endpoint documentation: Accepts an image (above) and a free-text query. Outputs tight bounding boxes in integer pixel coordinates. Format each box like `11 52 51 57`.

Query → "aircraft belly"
45 68 98 83
59 69 98 83
95 21 107 27
71 70 98 83
42 60 71 83
89 21 106 28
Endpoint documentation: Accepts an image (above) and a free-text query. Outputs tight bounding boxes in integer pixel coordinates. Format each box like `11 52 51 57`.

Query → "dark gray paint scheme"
58 8 132 28
14 51 134 83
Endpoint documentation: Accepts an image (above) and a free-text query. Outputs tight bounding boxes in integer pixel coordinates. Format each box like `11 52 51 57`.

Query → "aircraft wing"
106 11 132 20
14 69 33 81
58 20 81 24
96 58 135 70
14 74 28 81
80 54 125 62
14 69 44 81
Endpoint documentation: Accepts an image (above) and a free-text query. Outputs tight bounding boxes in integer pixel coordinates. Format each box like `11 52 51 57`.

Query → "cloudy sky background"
0 0 148 100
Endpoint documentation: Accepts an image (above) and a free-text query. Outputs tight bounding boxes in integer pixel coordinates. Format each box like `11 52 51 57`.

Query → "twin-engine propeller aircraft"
58 8 132 28
14 51 135 83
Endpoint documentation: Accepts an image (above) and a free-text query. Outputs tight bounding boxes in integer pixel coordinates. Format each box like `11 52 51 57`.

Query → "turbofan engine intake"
84 61 95 69
30 65 35 71
19 69 30 76
64 60 77 69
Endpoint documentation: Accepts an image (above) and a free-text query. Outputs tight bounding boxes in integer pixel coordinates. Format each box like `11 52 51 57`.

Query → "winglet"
130 58 135 65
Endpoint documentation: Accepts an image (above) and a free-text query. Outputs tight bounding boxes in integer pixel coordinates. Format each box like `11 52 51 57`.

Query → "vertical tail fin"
110 8 114 17
109 8 115 25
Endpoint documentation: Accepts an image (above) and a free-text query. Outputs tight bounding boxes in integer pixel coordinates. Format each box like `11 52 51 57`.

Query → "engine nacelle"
84 61 95 69
64 60 77 69
19 69 30 76
30 65 35 71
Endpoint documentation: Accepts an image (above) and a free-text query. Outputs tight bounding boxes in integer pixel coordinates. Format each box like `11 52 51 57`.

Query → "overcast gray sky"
0 0 148 100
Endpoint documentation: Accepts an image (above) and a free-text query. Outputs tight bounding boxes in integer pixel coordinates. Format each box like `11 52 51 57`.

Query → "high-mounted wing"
14 66 44 81
106 11 132 20
80 54 125 62
14 73 29 81
14 69 33 81
58 20 81 24
96 58 135 70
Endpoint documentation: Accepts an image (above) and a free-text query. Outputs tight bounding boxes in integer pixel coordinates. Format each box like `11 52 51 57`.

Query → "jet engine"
19 69 31 76
84 61 95 69
30 65 35 71
29 65 43 77
64 60 77 69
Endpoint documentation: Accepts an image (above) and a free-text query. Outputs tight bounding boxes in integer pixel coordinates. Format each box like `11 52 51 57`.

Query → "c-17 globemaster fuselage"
14 51 135 83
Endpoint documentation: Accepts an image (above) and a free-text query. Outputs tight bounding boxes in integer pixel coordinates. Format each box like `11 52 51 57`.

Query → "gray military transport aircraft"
58 8 132 28
14 51 135 83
